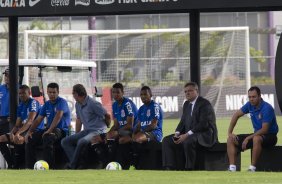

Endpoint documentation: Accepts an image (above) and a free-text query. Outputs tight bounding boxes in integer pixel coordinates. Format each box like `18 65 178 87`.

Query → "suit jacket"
176 96 218 147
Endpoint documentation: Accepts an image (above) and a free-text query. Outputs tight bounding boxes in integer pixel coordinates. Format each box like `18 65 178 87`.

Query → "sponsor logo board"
95 0 114 5
0 0 26 7
75 0 90 6
51 0 70 6
29 0 41 7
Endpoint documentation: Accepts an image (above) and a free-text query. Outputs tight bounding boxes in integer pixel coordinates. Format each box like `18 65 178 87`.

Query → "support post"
9 17 19 127
189 11 201 92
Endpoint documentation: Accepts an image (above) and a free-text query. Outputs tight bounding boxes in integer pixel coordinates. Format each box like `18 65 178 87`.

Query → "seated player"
0 85 44 169
132 86 163 168
106 82 138 169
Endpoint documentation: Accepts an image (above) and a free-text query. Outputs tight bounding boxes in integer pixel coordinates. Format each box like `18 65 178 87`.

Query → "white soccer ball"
34 160 49 170
105 162 122 170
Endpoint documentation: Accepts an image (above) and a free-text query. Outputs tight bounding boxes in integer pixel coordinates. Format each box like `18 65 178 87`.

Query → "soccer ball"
34 160 49 170
105 162 122 170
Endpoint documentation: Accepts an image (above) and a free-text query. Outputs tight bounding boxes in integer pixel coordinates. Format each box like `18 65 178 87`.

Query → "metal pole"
275 34 282 112
116 15 119 82
8 16 19 128
23 30 29 85
189 11 201 92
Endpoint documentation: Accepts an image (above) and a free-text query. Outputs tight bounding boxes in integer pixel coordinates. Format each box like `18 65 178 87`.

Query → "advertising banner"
107 85 281 119
1 0 282 17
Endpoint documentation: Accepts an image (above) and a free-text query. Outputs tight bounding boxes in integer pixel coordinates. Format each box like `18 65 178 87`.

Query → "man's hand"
14 134 20 144
91 135 104 145
42 129 54 137
242 136 251 151
14 134 25 144
174 133 188 144
104 113 111 128
228 133 238 144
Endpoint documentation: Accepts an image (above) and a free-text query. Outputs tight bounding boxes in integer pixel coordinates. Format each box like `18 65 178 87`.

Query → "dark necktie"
186 103 193 130
187 103 192 117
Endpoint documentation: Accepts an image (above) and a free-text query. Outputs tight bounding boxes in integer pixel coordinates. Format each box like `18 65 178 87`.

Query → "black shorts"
236 133 277 151
118 129 132 137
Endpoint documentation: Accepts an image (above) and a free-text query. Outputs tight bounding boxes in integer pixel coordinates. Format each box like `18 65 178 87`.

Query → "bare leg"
227 136 238 165
251 135 263 166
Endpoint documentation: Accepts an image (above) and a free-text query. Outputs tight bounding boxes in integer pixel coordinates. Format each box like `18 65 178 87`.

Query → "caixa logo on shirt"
141 121 151 127
51 0 69 6
95 0 114 5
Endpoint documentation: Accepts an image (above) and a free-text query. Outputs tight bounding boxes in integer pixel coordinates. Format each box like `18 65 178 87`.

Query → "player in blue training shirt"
25 82 71 169
131 86 163 169
0 68 10 135
0 85 43 169
133 86 163 143
106 83 138 169
227 86 279 172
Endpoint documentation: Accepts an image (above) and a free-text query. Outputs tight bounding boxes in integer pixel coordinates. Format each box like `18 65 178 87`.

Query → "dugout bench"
196 143 241 171
252 146 282 172
134 142 241 171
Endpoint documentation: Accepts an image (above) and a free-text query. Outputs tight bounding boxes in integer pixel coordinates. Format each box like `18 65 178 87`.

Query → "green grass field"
1 169 282 184
1 117 282 184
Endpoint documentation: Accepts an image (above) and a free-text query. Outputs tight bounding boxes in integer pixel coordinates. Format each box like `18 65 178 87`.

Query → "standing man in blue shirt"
133 86 163 143
106 82 138 169
0 68 10 135
25 82 71 169
0 85 44 169
61 84 111 169
227 86 279 172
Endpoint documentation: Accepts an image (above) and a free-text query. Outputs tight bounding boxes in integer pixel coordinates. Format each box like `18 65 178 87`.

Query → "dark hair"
112 82 124 92
141 85 152 97
19 84 30 91
184 82 199 91
47 83 59 91
73 84 87 97
248 86 261 96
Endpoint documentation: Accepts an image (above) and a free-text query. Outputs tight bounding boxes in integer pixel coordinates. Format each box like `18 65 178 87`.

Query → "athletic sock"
228 164 236 172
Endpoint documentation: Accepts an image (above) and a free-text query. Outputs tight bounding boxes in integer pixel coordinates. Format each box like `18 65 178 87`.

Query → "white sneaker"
248 165 256 172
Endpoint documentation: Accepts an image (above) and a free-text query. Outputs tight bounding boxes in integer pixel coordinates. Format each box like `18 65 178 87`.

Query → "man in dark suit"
162 82 218 170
